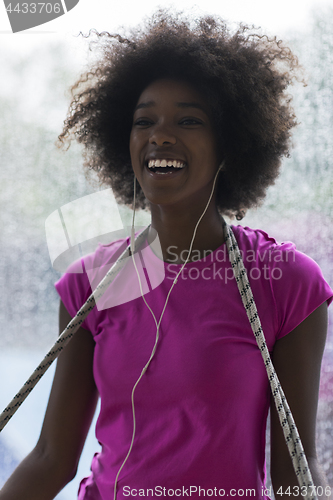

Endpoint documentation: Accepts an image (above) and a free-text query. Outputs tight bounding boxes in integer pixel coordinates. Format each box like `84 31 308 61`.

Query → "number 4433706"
276 486 332 497
5 3 61 14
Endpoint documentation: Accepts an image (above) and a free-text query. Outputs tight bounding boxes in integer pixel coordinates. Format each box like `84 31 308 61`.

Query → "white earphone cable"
113 162 224 499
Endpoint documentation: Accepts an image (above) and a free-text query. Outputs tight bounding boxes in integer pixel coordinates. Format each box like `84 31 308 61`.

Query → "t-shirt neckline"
143 233 230 272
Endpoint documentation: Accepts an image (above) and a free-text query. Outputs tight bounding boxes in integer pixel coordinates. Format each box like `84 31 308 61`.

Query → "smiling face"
129 79 222 211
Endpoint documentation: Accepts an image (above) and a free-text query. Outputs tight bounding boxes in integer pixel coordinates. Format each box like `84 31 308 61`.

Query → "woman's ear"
235 209 246 221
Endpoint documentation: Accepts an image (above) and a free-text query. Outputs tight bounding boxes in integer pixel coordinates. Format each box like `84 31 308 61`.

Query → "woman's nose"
149 125 177 146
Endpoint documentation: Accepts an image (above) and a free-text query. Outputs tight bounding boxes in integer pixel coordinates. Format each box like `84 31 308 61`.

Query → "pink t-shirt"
55 225 333 500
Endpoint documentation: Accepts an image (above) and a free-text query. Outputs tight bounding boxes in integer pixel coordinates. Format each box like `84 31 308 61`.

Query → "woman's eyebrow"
134 101 207 113
176 102 207 112
134 101 155 111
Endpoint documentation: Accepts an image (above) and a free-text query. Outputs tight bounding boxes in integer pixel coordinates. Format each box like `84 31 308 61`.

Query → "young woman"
0 10 332 500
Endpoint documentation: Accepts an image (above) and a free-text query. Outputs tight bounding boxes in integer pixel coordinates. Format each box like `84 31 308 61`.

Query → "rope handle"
223 221 318 500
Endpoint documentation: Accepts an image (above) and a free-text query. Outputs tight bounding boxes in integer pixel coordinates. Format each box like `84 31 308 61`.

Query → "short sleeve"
270 241 333 339
54 237 129 333
55 255 93 332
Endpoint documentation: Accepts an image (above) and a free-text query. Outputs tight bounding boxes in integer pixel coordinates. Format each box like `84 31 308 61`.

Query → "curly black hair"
58 9 301 219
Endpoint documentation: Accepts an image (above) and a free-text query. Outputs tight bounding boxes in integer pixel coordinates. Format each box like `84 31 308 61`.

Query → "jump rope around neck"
0 163 318 500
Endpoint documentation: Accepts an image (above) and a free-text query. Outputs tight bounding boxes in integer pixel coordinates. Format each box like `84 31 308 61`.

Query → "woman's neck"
148 200 225 264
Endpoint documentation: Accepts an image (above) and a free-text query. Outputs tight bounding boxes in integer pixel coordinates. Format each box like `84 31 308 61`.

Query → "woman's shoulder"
231 222 333 308
231 224 293 253
64 236 129 275
230 224 333 339
231 223 316 273
55 236 130 330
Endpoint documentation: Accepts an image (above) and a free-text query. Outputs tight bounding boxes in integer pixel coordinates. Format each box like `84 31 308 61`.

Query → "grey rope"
0 226 149 432
223 221 317 500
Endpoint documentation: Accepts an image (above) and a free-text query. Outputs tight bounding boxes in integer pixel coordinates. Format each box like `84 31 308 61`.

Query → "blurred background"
0 0 332 497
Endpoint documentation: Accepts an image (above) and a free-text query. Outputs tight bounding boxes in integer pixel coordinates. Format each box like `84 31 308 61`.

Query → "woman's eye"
180 118 202 125
133 119 152 127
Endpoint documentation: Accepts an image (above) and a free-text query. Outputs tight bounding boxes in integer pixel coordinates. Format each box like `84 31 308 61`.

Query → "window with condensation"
0 10 332 497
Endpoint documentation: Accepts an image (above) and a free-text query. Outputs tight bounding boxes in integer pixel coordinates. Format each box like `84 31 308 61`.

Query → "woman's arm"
270 302 331 500
0 300 99 500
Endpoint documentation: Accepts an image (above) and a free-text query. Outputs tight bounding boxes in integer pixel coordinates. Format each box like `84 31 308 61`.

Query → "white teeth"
147 159 186 169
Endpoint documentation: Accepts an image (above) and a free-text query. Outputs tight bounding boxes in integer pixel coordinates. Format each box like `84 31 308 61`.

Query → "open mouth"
146 159 187 175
